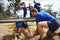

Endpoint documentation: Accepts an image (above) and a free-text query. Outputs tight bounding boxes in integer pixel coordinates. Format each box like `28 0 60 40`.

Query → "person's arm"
27 6 29 8
37 5 40 7
36 15 41 23
36 3 40 8
31 15 41 37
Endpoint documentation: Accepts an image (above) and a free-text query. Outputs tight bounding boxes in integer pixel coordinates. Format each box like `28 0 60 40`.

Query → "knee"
37 22 42 28
21 28 25 32
46 31 52 37
14 27 18 33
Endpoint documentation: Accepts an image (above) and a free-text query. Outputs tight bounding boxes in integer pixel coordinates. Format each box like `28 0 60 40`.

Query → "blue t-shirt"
36 11 56 23
29 6 33 14
23 7 27 14
29 6 33 10
34 3 40 12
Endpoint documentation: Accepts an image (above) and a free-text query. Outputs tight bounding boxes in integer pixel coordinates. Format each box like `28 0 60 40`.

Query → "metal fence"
0 18 36 23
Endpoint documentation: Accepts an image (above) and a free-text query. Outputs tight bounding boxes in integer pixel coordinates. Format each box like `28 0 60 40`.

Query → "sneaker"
19 32 21 35
16 34 20 39
12 36 18 40
14 37 18 40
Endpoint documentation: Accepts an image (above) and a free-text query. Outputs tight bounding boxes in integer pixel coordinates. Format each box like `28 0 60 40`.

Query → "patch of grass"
28 22 36 26
8 26 14 29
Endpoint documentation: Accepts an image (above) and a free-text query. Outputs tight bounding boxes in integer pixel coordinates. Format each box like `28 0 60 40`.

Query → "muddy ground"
0 22 60 40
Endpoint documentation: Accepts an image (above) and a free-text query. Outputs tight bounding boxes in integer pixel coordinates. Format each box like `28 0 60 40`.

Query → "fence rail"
0 18 36 23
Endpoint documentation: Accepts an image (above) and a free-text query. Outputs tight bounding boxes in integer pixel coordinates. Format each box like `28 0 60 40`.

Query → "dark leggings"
24 14 26 17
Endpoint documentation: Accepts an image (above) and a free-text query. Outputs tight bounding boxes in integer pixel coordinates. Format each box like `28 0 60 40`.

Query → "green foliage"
43 4 58 17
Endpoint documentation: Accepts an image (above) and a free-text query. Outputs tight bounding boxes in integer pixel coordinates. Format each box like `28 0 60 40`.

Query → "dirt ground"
0 22 60 40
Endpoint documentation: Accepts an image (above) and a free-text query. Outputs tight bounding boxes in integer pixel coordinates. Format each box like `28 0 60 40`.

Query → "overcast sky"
22 0 60 11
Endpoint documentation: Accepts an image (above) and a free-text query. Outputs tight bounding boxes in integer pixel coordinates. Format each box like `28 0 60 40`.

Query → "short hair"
31 8 38 13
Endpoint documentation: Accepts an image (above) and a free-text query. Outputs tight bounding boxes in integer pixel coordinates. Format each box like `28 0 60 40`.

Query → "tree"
0 3 6 18
43 4 57 17
44 4 53 15
0 0 27 18
0 3 3 12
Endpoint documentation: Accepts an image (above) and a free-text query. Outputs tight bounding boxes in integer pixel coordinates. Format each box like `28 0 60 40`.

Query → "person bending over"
13 22 31 40
29 8 60 40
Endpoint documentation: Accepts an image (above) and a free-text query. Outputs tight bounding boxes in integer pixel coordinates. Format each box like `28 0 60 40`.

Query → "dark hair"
31 8 37 13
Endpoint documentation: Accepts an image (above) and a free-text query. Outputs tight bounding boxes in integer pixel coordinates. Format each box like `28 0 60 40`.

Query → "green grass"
28 22 36 26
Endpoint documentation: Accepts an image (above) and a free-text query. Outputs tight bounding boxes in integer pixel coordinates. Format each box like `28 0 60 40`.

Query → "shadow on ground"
2 35 55 40
43 36 55 40
2 35 13 40
2 35 56 40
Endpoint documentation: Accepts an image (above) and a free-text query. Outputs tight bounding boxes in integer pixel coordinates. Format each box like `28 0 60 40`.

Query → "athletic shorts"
16 22 28 28
22 22 28 28
47 20 60 32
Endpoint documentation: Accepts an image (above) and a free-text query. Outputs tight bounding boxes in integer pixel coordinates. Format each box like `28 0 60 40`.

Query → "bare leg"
13 27 18 38
21 27 27 35
28 28 38 38
18 27 22 35
21 27 29 39
26 27 30 33
21 27 31 37
19 28 22 32
21 27 25 32
37 21 48 40
37 23 43 40
26 27 32 36
32 28 38 37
